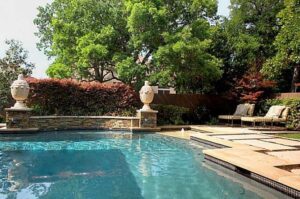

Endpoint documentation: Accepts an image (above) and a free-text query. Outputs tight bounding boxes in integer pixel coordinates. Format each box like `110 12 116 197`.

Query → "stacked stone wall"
28 116 140 131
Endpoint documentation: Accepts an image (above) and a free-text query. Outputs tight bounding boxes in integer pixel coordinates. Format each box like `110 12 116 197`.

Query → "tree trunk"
94 66 103 82
291 65 300 92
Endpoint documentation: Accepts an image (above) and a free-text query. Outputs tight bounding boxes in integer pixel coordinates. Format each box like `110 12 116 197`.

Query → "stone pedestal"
137 110 158 128
5 108 32 129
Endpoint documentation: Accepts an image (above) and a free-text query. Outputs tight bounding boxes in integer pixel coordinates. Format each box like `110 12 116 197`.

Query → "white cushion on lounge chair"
265 106 286 118
234 104 249 116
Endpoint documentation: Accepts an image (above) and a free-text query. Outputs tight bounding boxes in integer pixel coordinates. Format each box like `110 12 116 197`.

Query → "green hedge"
26 78 140 116
259 98 300 130
152 104 189 125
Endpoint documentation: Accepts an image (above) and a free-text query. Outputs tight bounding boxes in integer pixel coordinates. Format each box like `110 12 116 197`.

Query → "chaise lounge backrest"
265 105 290 119
233 103 255 116
245 103 255 116
280 107 290 120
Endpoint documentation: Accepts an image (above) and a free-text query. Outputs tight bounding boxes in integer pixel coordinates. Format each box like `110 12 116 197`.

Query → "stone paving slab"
267 151 300 163
191 125 256 134
278 176 300 191
291 169 300 175
208 148 292 165
234 139 297 150
159 127 300 194
212 134 272 140
191 125 300 135
204 148 300 192
191 134 263 150
251 130 300 134
204 149 296 179
261 138 300 147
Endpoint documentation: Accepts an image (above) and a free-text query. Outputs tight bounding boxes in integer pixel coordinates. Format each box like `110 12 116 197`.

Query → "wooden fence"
275 93 300 99
153 92 300 116
153 94 236 115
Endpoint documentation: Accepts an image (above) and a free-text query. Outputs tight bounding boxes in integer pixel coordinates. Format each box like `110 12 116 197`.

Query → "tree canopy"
262 0 300 91
34 0 222 92
35 0 129 83
124 0 222 92
34 0 300 93
210 0 284 92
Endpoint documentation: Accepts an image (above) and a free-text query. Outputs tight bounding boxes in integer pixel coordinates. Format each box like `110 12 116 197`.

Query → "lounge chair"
241 105 290 127
218 103 255 125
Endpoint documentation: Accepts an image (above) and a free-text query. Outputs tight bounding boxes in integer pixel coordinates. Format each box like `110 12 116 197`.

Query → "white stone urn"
10 74 30 109
139 81 154 111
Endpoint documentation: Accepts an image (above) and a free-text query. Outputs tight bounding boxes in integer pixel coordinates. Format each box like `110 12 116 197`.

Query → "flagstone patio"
159 125 300 197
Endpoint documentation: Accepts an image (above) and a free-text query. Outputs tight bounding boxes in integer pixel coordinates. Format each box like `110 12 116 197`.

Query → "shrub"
259 98 300 130
26 78 140 116
206 117 219 125
229 72 276 103
193 105 212 123
152 104 189 125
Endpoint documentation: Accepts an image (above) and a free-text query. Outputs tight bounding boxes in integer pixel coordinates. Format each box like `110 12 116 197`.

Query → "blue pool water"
0 131 282 199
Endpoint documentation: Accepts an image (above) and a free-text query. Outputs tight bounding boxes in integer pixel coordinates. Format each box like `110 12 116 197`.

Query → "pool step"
191 136 228 149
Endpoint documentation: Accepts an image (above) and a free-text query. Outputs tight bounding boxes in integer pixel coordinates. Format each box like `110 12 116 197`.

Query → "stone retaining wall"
29 116 140 131
5 109 31 129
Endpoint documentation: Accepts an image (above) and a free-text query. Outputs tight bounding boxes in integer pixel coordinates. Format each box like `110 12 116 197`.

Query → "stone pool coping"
0 123 190 134
0 127 40 133
158 125 300 198
30 116 140 119
0 127 163 133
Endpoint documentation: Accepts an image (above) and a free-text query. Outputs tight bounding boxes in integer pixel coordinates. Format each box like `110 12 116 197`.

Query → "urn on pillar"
137 81 158 128
10 74 30 110
139 81 154 111
5 74 32 129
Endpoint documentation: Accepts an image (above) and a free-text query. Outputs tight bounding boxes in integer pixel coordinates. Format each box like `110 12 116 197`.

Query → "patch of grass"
278 134 300 140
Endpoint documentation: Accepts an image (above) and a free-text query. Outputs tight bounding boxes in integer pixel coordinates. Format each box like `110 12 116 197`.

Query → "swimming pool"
0 131 287 198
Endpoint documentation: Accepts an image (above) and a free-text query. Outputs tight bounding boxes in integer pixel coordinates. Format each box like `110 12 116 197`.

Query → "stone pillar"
137 110 158 128
138 81 158 128
5 108 32 129
5 74 32 129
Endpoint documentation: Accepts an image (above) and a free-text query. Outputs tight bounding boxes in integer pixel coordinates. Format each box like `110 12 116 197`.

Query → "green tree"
262 0 300 91
124 0 222 92
229 0 283 69
34 0 130 83
0 39 34 117
211 0 284 92
35 0 222 92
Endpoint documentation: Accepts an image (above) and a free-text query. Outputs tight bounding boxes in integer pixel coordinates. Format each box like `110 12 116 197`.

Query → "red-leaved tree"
229 72 276 103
